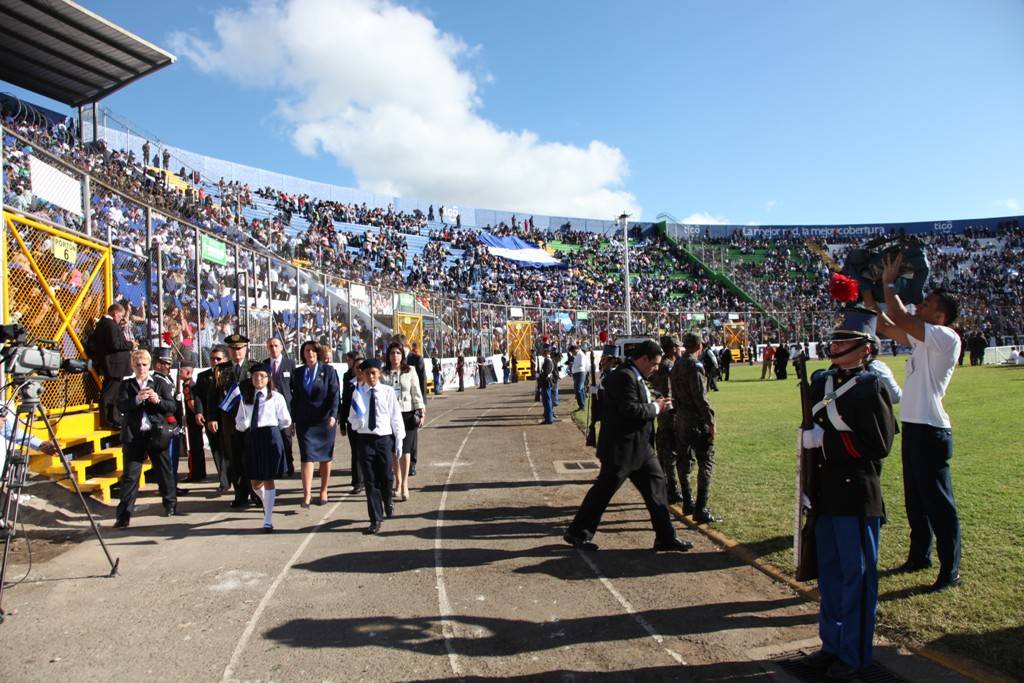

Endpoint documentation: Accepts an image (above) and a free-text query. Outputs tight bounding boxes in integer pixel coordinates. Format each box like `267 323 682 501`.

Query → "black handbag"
146 418 172 451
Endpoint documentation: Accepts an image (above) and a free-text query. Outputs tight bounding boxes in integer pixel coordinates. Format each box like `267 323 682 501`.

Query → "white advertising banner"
28 155 83 216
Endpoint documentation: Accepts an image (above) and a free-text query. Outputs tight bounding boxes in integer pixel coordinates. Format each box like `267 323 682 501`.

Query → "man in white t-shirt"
570 344 589 410
870 253 962 594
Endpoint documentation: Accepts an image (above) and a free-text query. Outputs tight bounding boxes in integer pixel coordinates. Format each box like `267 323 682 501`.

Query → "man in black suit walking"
263 336 296 476
406 340 427 400
193 345 230 492
90 303 134 428
564 340 693 552
339 351 365 493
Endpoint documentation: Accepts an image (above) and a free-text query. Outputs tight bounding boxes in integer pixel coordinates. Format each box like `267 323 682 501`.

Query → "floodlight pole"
619 212 632 335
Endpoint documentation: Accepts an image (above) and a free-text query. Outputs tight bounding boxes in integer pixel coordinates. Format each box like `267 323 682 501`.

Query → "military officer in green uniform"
651 335 686 506
207 333 258 508
670 332 719 524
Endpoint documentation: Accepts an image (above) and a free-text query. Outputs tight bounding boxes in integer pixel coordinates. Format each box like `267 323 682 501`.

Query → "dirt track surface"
0 381 967 682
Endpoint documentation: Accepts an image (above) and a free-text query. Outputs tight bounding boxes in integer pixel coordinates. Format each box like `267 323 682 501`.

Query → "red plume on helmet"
598 329 609 343
829 273 859 302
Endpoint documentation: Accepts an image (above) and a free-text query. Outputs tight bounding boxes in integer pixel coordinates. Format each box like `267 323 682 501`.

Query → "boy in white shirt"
348 359 405 535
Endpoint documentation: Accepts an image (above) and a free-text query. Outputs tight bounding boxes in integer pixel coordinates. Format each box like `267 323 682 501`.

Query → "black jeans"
358 434 394 524
116 439 176 520
901 422 961 579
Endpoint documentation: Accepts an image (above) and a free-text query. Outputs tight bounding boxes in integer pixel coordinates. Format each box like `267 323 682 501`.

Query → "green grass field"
572 358 1024 675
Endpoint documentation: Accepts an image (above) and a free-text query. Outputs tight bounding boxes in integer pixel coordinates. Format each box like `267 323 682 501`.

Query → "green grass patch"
573 360 1024 675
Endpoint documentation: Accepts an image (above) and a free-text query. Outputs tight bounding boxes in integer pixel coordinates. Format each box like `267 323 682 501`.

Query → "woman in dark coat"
290 340 340 507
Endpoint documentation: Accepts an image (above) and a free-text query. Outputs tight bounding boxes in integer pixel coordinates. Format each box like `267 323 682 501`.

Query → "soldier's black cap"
224 333 249 348
153 347 173 364
601 344 618 357
831 305 879 344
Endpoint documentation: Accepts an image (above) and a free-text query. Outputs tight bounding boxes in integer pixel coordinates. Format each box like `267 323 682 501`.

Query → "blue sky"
3 0 1023 224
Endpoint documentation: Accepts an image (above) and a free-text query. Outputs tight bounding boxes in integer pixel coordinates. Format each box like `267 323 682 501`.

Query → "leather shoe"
229 499 249 508
895 558 932 574
262 525 274 533
351 485 364 494
653 537 693 552
363 522 381 535
175 488 188 496
563 531 598 551
113 516 130 529
800 649 836 671
667 492 684 505
384 504 394 518
928 573 961 593
692 509 720 524
409 465 417 476
682 502 695 515
164 504 177 517
824 660 859 680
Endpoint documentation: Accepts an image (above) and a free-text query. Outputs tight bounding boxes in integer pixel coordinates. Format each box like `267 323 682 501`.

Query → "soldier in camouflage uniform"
670 332 719 524
651 335 686 505
207 333 258 508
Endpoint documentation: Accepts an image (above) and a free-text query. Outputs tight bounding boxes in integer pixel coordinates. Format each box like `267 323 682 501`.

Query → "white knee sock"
263 489 276 527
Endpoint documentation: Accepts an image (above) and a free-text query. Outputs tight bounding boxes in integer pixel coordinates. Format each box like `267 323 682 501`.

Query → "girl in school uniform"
235 363 292 532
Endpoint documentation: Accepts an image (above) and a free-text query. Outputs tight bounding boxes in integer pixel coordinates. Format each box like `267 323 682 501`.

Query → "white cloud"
169 0 638 219
994 198 1020 212
678 211 731 225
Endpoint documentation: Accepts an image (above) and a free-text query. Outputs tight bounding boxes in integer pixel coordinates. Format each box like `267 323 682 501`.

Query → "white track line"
434 407 492 678
424 408 454 428
221 499 343 682
575 549 688 665
521 431 540 483
524 422 688 667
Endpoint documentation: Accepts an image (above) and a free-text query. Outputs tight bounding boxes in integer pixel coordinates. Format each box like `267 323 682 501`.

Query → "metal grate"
773 652 909 683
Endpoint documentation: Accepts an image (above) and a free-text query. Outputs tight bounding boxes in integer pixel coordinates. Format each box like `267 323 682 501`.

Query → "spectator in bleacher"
290 340 340 508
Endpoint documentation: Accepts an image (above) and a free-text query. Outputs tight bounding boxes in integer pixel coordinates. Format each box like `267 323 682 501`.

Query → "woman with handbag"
379 342 425 502
290 340 340 508
234 363 291 532
113 349 179 529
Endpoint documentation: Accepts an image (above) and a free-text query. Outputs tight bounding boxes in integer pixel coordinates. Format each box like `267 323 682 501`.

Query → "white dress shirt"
133 374 153 431
348 383 405 455
234 389 293 431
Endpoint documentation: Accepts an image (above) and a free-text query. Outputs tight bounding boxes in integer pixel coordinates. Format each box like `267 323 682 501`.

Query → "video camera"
0 323 87 380
840 235 930 304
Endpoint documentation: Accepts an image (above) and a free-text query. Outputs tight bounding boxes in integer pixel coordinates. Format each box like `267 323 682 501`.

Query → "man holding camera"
564 340 692 552
868 254 963 593
671 333 719 524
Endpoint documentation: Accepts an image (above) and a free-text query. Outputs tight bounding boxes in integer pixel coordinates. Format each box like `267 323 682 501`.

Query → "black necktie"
251 392 261 431
368 388 377 430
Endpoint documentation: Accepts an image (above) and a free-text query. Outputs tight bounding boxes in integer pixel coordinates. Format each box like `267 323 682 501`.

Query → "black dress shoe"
563 531 599 551
409 465 417 477
175 488 188 497
666 492 684 505
692 509 720 524
164 505 177 517
250 495 261 506
895 558 932 574
351 485 364 494
800 649 837 671
653 537 693 552
262 525 274 533
384 504 394 518
363 522 381 535
113 516 130 529
928 573 962 593
229 499 249 508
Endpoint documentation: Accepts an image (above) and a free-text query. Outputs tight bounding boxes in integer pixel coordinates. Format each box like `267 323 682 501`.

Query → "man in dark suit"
193 345 229 492
113 349 179 528
339 351 365 493
178 360 206 483
90 303 134 429
263 336 296 476
564 340 693 552
207 334 257 508
406 340 427 400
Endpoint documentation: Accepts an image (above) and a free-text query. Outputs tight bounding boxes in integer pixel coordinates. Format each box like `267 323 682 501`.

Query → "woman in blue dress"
290 340 340 508
234 363 292 532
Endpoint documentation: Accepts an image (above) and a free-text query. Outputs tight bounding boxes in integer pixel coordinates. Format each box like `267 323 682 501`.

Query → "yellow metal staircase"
27 409 151 504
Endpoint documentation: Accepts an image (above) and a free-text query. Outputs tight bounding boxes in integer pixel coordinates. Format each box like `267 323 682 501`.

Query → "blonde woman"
379 342 425 502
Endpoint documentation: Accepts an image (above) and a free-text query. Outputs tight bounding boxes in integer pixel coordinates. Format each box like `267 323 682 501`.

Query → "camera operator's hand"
655 397 672 413
881 253 903 286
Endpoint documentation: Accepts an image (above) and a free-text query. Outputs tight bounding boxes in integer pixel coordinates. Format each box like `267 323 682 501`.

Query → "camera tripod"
0 379 119 624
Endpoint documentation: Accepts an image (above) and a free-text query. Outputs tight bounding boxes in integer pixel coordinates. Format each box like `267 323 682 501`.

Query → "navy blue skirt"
296 420 337 462
244 425 286 480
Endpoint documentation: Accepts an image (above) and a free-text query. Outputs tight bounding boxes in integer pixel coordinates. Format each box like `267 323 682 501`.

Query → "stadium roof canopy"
0 0 175 107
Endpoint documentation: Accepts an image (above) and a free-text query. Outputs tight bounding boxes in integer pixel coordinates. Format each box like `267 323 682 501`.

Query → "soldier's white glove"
802 425 824 449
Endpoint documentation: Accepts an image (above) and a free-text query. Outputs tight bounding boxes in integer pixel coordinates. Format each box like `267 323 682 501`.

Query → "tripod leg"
35 406 119 577
0 433 30 622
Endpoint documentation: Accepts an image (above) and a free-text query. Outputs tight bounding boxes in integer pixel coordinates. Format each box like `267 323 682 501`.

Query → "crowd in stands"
3 100 1022 358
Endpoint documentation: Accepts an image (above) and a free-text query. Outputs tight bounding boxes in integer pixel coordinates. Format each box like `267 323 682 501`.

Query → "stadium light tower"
618 212 632 334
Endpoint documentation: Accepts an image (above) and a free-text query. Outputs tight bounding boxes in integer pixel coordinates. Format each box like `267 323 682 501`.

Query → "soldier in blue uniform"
801 307 896 680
